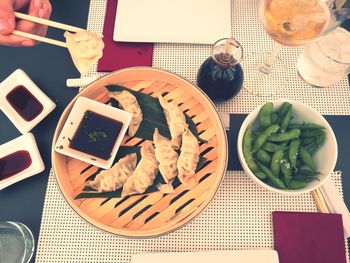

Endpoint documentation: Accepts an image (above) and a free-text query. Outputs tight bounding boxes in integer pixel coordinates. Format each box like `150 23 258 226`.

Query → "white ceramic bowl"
0 69 56 134
55 97 132 169
237 100 338 194
0 133 45 190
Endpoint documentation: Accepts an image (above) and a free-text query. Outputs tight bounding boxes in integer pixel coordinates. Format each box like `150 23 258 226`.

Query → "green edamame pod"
252 124 280 152
257 162 287 189
253 130 262 138
305 142 315 151
302 137 315 145
256 149 272 165
267 129 301 142
315 133 325 147
299 146 316 170
298 168 320 176
276 102 292 124
301 129 325 137
280 159 293 186
259 102 273 129
289 139 301 169
243 125 259 172
307 144 318 156
280 105 292 132
307 144 319 155
255 172 267 180
288 123 325 130
296 159 302 168
280 141 289 147
271 149 284 177
271 113 278 124
262 142 288 153
289 180 308 189
292 175 319 182
305 134 326 155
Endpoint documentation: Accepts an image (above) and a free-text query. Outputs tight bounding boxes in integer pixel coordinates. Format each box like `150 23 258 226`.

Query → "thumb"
0 0 15 35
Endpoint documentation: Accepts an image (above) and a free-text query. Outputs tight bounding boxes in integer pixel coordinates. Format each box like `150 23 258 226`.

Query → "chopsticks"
13 29 67 48
311 188 330 213
12 12 85 48
14 12 85 33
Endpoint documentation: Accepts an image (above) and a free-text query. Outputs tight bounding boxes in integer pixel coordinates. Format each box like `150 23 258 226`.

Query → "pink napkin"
97 0 154 72
273 211 347 263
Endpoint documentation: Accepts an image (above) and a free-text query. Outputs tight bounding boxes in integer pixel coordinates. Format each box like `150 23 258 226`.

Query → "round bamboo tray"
52 67 228 237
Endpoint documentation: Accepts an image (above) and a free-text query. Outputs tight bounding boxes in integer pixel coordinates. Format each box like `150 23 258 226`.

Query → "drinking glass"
243 0 350 96
0 221 35 263
297 27 350 87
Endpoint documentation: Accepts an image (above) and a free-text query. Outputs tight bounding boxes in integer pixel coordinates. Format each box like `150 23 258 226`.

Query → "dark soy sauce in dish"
69 111 123 160
6 85 44 122
0 150 32 181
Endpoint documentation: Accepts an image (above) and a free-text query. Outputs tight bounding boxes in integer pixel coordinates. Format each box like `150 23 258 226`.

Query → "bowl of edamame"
237 100 337 194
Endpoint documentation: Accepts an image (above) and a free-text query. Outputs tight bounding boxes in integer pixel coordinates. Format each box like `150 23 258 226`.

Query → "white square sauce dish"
0 69 56 134
0 133 45 190
55 96 132 169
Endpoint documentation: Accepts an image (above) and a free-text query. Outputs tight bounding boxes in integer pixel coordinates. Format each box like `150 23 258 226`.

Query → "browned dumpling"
158 95 188 150
153 128 178 183
109 90 143 137
64 30 104 75
177 128 199 185
88 153 137 193
122 141 158 197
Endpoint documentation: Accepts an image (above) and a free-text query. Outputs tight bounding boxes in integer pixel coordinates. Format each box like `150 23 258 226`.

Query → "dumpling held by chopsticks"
64 30 104 75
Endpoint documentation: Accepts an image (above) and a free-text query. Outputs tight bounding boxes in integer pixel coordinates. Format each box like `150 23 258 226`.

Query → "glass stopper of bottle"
212 37 243 68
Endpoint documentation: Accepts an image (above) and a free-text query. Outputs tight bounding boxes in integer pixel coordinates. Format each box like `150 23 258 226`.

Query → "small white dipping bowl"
237 100 338 195
0 69 56 134
55 97 132 169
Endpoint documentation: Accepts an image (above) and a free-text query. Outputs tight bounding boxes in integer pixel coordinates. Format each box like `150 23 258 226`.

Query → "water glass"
297 27 350 87
0 221 35 263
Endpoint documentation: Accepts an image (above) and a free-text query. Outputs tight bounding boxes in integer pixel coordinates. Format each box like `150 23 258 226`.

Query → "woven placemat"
36 171 347 262
83 0 350 117
35 0 350 262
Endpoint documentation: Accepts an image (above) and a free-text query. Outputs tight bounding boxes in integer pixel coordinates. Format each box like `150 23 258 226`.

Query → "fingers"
0 0 16 35
16 0 52 46
0 33 29 46
0 0 52 47
13 0 33 10
0 0 24 47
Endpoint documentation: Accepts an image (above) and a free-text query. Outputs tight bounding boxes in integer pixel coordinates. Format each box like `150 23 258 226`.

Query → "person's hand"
0 0 51 47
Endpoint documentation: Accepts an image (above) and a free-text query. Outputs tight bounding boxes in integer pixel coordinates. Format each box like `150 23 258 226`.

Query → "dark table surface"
0 1 349 262
0 1 88 261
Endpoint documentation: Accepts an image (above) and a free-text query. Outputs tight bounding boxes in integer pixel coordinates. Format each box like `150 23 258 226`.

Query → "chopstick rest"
320 178 350 238
66 76 99 88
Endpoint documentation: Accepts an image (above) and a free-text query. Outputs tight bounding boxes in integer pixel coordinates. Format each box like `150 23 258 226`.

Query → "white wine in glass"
243 0 338 96
262 0 331 46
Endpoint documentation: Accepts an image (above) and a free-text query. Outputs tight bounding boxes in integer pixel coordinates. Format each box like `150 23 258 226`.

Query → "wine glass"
243 0 350 96
0 221 35 263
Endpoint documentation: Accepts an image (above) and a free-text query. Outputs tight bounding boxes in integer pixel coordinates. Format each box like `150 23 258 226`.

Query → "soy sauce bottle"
197 37 244 101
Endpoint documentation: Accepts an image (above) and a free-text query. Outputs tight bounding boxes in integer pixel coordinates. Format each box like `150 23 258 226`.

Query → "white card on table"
113 0 232 44
132 250 280 263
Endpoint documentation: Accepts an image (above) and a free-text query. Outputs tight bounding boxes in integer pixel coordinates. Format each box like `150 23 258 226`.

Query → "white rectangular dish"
132 250 279 263
55 96 132 169
0 133 45 190
114 0 232 44
0 69 56 134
